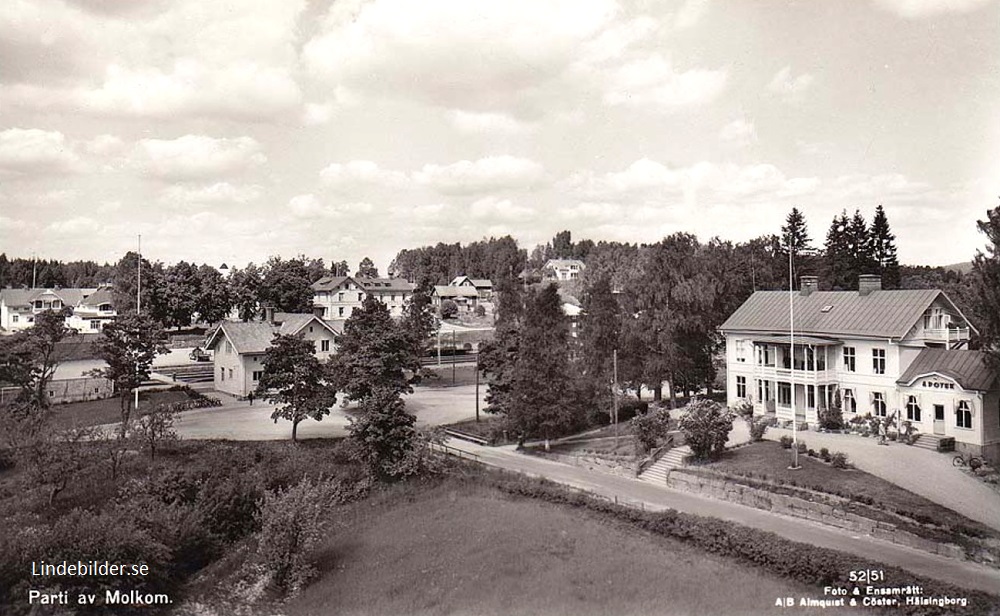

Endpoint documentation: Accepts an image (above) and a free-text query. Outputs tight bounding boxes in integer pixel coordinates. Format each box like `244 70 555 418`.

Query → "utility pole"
475 351 480 422
452 329 456 385
613 348 619 445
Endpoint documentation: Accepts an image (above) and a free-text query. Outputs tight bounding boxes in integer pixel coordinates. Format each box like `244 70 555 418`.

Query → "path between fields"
442 438 1000 596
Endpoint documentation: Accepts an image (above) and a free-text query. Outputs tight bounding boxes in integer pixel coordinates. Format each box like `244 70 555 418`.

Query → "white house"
720 275 999 461
0 286 115 333
543 259 585 281
204 311 340 398
449 276 493 300
312 276 415 319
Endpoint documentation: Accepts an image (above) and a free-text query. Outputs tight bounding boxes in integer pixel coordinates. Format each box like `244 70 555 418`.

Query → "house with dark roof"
204 310 340 398
312 276 415 319
720 274 999 461
449 276 493 300
432 285 480 309
0 286 116 333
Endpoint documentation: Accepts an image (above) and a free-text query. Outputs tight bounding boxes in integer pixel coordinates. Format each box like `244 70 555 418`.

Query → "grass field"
277 480 865 616
46 389 194 430
698 440 998 538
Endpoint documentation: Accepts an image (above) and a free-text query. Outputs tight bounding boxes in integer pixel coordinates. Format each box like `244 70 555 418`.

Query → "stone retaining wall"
665 470 993 565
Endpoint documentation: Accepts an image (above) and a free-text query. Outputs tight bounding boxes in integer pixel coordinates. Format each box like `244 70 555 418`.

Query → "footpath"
442 438 1000 596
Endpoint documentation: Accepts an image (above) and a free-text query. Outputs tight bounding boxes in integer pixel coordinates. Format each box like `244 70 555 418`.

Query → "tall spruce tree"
847 210 876 281
870 205 901 289
781 207 813 284
970 203 1000 368
824 210 854 290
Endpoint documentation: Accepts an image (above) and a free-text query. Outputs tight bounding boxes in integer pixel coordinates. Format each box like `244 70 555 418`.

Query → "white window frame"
872 392 887 417
906 395 921 422
956 400 973 429
843 388 856 414
843 347 856 372
872 348 886 375
736 375 746 399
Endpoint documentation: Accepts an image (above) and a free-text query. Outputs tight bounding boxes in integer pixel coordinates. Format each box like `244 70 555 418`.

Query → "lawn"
45 388 201 430
696 440 998 538
278 480 865 616
418 363 481 388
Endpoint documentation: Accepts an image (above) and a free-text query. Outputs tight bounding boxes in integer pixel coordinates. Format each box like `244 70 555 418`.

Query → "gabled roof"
78 286 115 308
450 276 492 289
719 289 966 340
544 259 585 269
0 287 98 308
205 313 337 354
898 349 997 392
312 275 414 293
434 285 479 298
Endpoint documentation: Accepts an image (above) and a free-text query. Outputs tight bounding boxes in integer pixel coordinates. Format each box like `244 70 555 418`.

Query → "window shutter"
868 391 875 404
966 399 976 417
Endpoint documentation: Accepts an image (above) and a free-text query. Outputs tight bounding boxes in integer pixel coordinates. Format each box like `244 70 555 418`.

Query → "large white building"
311 276 415 319
0 286 116 333
720 275 999 461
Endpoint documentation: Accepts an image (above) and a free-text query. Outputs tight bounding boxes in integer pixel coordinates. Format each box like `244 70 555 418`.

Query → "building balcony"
752 364 838 384
923 327 969 344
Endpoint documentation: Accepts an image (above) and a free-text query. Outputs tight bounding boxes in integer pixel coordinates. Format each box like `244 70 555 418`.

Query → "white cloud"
84 134 126 156
287 194 375 218
872 0 993 18
135 135 266 181
0 128 80 175
303 102 335 126
561 158 684 198
414 155 547 194
767 66 814 103
448 110 532 134
161 182 263 206
46 216 103 236
674 0 710 29
602 53 727 108
468 196 537 221
719 118 756 148
319 160 408 190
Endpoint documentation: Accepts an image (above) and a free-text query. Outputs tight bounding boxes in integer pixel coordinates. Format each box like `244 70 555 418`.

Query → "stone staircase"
911 434 955 452
638 445 692 485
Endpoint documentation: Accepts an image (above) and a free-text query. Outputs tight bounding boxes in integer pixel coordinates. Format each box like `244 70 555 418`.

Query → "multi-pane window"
872 349 886 375
321 340 330 352
843 347 856 372
777 382 791 406
956 400 972 429
252 371 263 382
873 392 887 417
90 320 100 330
843 388 856 413
220 367 225 382
338 307 345 317
736 376 747 399
735 340 747 363
357 293 363 301
11 315 18 323
807 385 816 409
906 396 921 422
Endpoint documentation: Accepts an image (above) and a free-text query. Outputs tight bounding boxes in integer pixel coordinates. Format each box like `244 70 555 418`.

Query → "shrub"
796 442 807 454
820 447 831 462
439 299 458 319
817 388 844 430
678 399 733 461
631 407 673 454
474 304 486 318
251 477 340 595
807 448 816 457
831 452 849 469
779 435 793 449
746 416 770 442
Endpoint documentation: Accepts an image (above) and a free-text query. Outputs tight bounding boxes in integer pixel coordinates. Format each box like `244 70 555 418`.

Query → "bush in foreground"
678 399 733 460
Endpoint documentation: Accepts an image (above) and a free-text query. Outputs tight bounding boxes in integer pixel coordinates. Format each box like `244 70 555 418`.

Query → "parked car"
189 346 211 362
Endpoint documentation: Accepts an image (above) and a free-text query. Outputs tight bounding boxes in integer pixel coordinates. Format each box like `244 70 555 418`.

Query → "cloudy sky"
2 0 998 272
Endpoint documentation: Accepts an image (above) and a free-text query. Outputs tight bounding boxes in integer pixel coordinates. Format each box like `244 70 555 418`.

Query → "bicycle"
952 452 983 470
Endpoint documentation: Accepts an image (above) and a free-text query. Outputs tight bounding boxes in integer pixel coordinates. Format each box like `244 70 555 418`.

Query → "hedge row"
486 474 998 616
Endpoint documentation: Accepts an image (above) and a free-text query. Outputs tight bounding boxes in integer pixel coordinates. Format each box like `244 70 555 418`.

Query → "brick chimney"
264 305 275 324
799 275 819 296
858 274 882 296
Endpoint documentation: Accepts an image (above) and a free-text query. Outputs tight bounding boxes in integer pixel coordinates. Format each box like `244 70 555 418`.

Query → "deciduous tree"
259 256 315 314
256 333 337 442
229 263 263 321
357 257 379 278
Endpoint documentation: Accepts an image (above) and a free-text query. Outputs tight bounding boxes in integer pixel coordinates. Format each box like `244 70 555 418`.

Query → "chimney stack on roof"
799 275 819 296
264 305 276 324
858 274 882 296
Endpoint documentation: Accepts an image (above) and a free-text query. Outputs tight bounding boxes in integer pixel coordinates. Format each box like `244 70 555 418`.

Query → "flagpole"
135 234 141 412
789 245 800 470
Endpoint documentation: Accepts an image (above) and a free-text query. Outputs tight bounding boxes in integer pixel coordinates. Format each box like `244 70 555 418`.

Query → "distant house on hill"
432 285 480 310
204 310 339 398
0 286 116 333
543 259 585 281
312 276 415 319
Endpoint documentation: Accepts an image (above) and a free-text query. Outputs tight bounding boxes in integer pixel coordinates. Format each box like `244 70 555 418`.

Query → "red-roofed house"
721 274 998 461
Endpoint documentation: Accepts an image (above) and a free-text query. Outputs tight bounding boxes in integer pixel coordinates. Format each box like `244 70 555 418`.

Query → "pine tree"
970 203 1000 368
870 205 900 289
823 210 853 290
781 207 812 257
